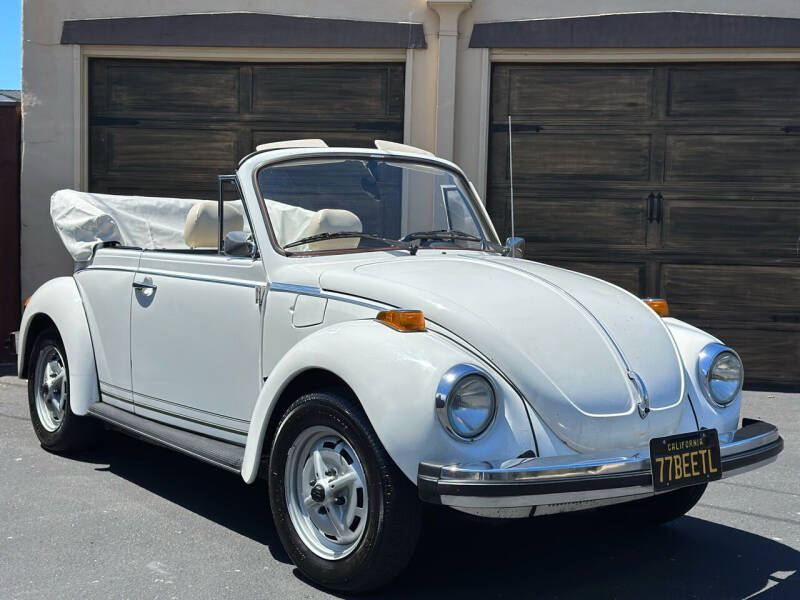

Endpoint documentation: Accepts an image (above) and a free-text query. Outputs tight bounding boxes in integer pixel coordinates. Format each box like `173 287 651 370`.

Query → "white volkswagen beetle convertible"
15 140 783 591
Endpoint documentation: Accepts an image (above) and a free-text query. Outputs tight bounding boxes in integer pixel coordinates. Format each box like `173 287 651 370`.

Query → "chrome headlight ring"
698 342 744 407
435 364 498 442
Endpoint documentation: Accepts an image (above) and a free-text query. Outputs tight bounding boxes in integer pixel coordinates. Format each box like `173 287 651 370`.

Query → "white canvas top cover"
50 189 352 262
50 190 210 261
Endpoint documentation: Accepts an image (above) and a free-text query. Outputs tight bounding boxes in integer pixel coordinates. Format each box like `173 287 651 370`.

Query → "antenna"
507 115 515 239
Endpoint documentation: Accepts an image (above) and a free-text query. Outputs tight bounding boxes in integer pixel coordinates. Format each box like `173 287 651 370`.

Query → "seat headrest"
183 201 244 249
302 209 363 251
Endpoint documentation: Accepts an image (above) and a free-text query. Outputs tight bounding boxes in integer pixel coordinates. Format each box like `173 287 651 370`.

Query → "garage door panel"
661 264 800 325
666 134 800 182
541 260 646 296
89 58 405 196
252 64 404 118
698 327 800 386
497 66 655 117
91 61 240 114
662 199 800 256
667 65 800 118
93 128 238 174
489 62 800 385
490 132 652 182
516 198 648 248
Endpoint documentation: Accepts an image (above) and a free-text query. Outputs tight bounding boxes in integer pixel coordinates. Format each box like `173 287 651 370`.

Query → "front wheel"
268 391 420 592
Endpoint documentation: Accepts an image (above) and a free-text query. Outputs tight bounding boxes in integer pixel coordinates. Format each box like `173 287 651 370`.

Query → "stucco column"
428 0 472 160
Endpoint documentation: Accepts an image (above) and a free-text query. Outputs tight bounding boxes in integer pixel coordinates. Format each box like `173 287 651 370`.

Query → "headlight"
436 365 497 441
698 343 743 407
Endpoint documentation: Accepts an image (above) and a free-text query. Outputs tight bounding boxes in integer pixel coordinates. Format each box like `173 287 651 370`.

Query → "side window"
217 175 257 257
441 185 481 237
178 176 256 255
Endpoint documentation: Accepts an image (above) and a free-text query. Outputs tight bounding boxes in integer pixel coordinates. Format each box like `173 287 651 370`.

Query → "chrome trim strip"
441 486 653 509
133 398 249 436
82 266 263 289
420 420 782 508
137 269 262 289
268 282 387 310
719 426 780 457
99 380 132 394
82 266 137 274
133 390 250 424
101 391 134 405
441 451 651 483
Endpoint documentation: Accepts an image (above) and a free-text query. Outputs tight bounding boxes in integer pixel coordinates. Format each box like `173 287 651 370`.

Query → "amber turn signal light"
24 296 31 308
376 310 426 332
642 298 669 317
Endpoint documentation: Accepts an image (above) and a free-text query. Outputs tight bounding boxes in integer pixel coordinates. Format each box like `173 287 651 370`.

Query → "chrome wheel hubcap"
34 346 68 432
285 425 368 560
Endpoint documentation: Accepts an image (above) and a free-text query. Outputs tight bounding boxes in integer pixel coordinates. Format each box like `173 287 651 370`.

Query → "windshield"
256 157 500 254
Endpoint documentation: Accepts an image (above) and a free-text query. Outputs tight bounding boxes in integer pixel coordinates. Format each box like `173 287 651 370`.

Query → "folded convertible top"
50 189 208 262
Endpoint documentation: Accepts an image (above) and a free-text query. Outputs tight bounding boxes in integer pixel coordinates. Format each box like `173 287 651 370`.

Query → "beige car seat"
183 201 244 249
300 209 363 251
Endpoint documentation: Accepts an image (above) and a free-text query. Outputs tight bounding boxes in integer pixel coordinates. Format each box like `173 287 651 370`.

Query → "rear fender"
18 277 99 415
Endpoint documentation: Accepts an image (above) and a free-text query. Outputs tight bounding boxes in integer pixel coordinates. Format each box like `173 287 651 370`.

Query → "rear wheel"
268 391 420 592
27 329 99 452
603 483 707 525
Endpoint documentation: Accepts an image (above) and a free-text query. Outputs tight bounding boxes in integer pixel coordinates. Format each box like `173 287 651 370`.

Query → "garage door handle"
656 193 664 223
647 193 656 222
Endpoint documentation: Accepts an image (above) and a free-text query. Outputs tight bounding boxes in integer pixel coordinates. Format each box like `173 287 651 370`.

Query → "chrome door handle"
132 280 157 298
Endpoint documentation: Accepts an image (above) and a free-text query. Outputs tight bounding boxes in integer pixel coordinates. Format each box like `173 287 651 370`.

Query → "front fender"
241 319 535 484
663 317 741 435
18 277 99 415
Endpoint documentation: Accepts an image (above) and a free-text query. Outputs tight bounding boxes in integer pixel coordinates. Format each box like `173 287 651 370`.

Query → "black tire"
601 483 707 526
268 391 420 593
27 328 100 453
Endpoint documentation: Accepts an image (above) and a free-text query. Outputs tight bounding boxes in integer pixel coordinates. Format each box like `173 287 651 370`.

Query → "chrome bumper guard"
418 419 783 508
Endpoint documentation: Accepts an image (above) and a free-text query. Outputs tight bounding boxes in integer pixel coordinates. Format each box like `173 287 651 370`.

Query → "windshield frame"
251 152 501 258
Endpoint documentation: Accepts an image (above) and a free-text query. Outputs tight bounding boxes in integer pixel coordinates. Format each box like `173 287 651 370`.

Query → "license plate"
649 429 722 492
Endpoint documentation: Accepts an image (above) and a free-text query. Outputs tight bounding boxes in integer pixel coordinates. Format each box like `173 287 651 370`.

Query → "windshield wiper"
403 229 483 243
284 231 415 253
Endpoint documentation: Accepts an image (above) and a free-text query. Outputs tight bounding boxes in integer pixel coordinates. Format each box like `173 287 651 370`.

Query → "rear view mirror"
224 231 257 258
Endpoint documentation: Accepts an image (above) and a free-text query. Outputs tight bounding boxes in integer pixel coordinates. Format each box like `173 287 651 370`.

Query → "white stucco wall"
20 0 800 297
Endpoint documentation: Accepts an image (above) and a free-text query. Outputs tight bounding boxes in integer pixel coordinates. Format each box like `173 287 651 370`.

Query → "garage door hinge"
255 285 267 306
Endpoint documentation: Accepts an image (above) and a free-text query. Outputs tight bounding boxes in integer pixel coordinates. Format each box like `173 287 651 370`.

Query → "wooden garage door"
89 59 405 198
488 63 800 386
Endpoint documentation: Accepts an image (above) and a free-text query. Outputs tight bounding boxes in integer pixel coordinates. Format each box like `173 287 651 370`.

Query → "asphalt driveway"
1 371 798 599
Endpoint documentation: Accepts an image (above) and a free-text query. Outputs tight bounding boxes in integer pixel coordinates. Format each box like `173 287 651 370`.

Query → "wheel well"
258 368 358 476
21 314 59 379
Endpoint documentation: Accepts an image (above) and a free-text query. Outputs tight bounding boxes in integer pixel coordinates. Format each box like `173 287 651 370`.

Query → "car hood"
313 253 687 452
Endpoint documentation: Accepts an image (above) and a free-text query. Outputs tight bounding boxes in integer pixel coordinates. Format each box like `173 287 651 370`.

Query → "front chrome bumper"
418 419 783 510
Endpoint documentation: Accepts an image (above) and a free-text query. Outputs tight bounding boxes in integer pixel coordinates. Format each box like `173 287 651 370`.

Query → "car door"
73 247 141 412
130 251 266 444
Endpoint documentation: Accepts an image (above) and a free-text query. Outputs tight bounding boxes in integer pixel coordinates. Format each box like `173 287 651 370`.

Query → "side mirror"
224 231 256 258
504 236 525 258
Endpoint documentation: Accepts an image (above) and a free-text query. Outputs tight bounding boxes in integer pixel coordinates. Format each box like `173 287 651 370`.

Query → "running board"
88 402 245 473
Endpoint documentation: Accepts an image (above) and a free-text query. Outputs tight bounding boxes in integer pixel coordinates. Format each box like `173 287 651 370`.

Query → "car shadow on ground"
71 432 799 599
